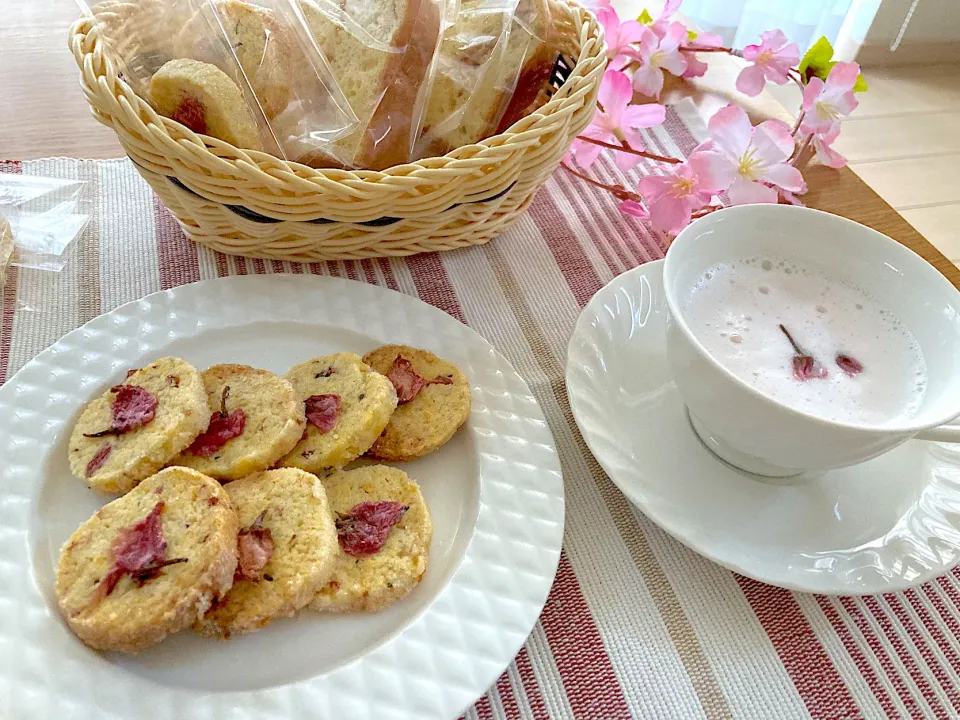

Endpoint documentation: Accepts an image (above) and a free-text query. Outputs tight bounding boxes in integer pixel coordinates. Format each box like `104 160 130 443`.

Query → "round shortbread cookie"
277 353 397 474
55 466 239 653
69 358 211 495
195 468 339 637
309 465 432 613
150 58 262 150
170 364 305 482
361 345 471 461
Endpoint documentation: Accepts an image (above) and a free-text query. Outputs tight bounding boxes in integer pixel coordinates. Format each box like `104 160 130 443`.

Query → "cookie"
55 466 238 653
309 465 432 613
361 345 471 461
195 468 338 637
68 358 210 495
150 58 262 150
170 364 305 482
276 353 397 474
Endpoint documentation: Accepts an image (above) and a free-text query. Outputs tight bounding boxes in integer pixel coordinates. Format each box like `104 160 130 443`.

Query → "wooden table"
3 0 958 289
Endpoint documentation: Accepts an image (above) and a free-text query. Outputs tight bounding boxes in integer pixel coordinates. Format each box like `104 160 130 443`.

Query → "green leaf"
853 73 869 93
798 36 835 81
637 8 653 24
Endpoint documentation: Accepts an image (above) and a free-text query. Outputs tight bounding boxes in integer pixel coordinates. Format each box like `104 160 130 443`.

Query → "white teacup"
663 204 960 477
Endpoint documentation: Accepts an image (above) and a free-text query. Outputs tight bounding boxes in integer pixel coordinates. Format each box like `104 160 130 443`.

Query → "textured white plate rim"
0 274 564 719
566 260 960 596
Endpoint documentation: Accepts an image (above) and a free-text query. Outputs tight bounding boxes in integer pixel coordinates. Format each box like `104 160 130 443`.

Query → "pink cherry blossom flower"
647 0 682 38
681 31 723 79
581 0 612 10
596 8 646 70
570 70 667 171
618 200 649 218
632 23 688 98
638 150 728 234
736 30 800 97
695 104 805 205
810 126 847 168
800 61 860 136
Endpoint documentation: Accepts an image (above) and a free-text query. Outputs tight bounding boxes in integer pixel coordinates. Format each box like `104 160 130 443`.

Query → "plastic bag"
78 0 358 163
294 0 452 169
0 175 90 274
414 0 553 158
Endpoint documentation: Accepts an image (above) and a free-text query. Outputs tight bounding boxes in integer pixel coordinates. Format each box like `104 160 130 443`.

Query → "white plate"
0 275 564 719
566 260 960 595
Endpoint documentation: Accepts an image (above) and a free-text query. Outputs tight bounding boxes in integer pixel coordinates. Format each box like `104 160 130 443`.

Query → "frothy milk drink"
681 256 927 426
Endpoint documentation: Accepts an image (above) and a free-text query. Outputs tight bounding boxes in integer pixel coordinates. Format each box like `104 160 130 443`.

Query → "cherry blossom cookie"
68 358 210 494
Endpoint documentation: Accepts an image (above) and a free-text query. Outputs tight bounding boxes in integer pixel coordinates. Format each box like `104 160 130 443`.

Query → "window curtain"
679 0 855 52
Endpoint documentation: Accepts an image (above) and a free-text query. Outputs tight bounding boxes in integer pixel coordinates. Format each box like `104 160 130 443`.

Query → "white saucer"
566 260 960 595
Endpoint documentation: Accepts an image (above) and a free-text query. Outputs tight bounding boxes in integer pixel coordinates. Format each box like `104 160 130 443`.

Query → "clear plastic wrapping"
0 175 91 274
415 0 551 158
78 0 555 170
79 0 358 162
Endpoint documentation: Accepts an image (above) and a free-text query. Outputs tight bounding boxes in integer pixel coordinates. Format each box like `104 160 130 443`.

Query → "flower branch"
571 0 867 238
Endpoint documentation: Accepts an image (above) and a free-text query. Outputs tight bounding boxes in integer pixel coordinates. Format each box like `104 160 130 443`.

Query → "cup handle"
916 421 960 444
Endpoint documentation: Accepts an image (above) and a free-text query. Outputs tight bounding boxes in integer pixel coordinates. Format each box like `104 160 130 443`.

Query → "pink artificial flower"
736 30 800 97
643 1 719 80
638 150 729 234
810 126 847 168
596 8 646 70
647 0 682 38
800 61 860 136
571 70 666 171
681 31 723 79
618 200 649 218
581 0 612 9
779 188 805 206
632 23 688 98
695 104 805 205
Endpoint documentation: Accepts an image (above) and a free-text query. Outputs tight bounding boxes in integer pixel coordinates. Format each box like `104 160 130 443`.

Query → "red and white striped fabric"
4 108 960 719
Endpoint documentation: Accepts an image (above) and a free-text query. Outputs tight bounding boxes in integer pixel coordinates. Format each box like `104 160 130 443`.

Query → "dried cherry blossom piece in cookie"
305 394 342 432
171 96 207 134
110 384 159 433
836 354 864 376
91 502 171 603
387 357 426 404
187 409 246 457
427 375 454 386
236 511 274 582
336 500 409 557
85 444 112 478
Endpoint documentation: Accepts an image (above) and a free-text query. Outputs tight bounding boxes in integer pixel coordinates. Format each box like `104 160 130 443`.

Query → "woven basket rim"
69 0 604 185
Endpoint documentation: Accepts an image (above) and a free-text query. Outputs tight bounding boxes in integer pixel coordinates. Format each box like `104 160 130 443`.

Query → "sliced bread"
297 0 443 169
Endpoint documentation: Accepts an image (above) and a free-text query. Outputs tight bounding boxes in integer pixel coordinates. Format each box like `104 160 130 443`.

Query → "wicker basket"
69 0 605 261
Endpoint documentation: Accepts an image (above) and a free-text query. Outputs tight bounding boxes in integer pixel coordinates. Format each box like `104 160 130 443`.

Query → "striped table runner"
4 107 960 720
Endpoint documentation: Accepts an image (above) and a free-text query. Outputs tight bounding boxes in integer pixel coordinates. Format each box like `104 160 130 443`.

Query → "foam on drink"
681 256 927 426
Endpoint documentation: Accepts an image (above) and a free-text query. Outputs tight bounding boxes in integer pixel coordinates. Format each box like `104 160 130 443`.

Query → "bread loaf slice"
419 0 552 156
298 0 443 169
